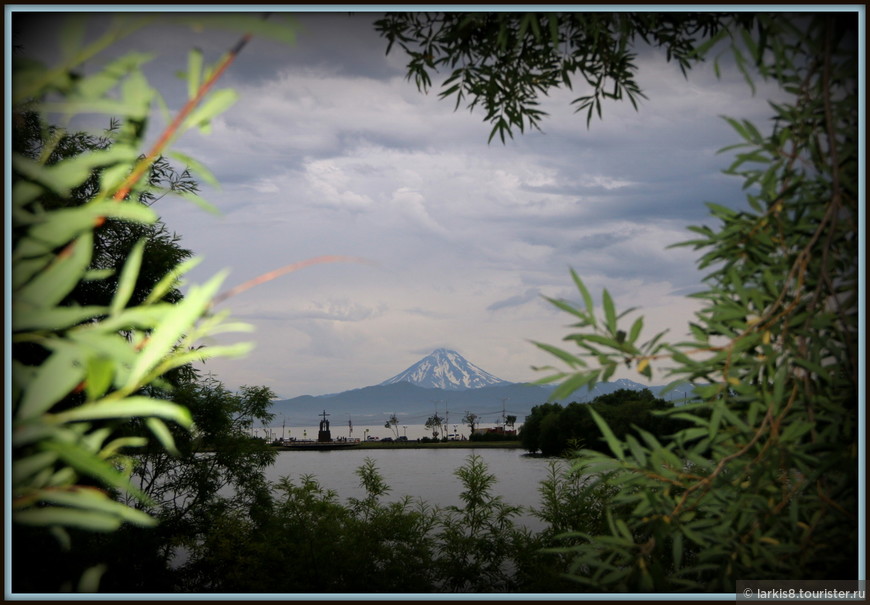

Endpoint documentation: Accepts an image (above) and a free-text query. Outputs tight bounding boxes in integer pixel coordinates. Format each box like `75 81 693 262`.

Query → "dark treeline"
520 389 695 456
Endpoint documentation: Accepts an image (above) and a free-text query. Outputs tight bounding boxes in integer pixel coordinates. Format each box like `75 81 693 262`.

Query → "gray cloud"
487 289 542 312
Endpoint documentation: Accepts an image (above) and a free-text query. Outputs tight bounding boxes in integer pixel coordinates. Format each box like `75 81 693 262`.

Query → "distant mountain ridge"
379 348 510 390
270 350 695 426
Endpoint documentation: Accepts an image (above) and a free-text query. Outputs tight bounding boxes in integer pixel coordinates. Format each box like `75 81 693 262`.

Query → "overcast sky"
14 10 792 398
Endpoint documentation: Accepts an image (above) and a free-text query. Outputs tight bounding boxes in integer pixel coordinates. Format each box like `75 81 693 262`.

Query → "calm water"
264 448 567 532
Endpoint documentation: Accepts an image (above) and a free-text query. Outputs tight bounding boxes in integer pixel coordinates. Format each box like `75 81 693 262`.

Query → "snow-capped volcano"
380 348 511 390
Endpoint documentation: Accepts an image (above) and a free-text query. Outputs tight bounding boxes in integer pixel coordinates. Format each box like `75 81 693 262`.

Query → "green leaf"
84 356 115 402
14 507 121 532
625 434 647 466
78 565 108 593
709 402 724 442
76 306 166 334
18 200 155 260
543 296 589 323
570 269 596 326
83 269 115 282
16 346 85 421
49 526 72 551
589 408 624 461
780 421 814 443
183 88 238 132
11 419 64 449
51 396 193 428
100 436 148 458
704 201 738 218
614 518 633 541
160 342 255 370
687 27 729 61
40 440 147 501
110 238 147 316
143 257 202 305
792 357 830 381
36 487 156 527
71 51 153 101
572 333 620 349
602 289 617 335
772 362 787 411
11 304 106 332
15 232 93 310
12 452 59 485
128 270 226 385
628 316 644 346
533 341 585 368
120 69 154 119
187 47 203 100
145 417 180 457
550 371 598 401
548 14 560 47
168 151 219 188
12 180 43 208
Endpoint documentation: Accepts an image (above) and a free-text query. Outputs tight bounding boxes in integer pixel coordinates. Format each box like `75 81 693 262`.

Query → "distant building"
472 426 517 437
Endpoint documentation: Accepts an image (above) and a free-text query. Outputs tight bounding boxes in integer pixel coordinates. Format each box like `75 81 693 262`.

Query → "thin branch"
211 255 375 307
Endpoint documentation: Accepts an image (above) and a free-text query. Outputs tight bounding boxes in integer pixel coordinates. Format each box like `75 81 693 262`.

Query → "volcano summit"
379 348 511 390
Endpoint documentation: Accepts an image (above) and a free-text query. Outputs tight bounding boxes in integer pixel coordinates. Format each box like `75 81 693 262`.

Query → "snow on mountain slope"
379 348 510 390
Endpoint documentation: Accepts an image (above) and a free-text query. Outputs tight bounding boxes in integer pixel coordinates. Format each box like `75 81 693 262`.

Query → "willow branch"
211 256 375 307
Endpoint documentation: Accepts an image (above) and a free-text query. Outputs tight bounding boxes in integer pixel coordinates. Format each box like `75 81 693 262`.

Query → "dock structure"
279 441 358 450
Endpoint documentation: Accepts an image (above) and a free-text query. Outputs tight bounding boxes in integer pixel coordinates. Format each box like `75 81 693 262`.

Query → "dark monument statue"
317 410 331 442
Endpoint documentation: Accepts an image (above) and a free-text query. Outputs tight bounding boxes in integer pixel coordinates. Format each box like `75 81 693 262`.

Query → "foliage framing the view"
10 13 295 590
535 16 859 589
381 11 860 590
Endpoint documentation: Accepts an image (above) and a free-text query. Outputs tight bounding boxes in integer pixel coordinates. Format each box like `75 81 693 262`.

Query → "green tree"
425 413 444 439
519 402 562 453
462 410 479 434
536 410 564 457
384 412 400 439
126 377 276 518
434 455 529 592
178 460 440 592
375 12 750 142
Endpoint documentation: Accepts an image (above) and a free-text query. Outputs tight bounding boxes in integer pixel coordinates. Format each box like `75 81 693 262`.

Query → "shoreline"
274 440 523 451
